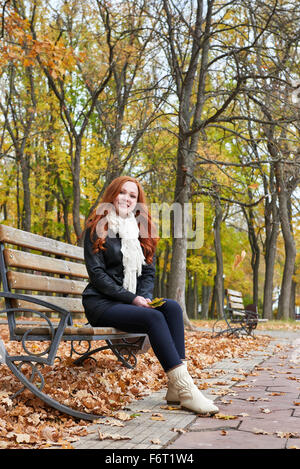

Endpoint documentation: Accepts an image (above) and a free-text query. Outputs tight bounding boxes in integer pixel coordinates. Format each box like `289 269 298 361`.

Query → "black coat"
82 227 156 321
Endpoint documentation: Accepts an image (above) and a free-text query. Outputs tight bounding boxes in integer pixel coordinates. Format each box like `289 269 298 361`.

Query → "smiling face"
113 181 139 217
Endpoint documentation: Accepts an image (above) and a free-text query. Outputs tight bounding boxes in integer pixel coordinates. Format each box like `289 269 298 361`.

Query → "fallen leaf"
151 413 165 421
102 418 125 427
260 408 271 413
98 430 131 441
172 428 187 434
220 430 228 436
160 405 179 410
40 425 59 442
150 439 161 445
113 411 132 421
7 433 31 444
253 428 270 435
275 431 300 439
214 413 238 420
220 398 232 405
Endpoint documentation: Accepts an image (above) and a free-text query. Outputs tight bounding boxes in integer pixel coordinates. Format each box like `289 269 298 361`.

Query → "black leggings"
85 298 185 372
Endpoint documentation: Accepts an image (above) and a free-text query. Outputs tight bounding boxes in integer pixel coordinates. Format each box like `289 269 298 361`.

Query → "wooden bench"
0 224 148 421
212 288 268 337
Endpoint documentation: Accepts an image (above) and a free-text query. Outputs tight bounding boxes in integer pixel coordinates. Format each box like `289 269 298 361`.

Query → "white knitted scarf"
106 208 145 294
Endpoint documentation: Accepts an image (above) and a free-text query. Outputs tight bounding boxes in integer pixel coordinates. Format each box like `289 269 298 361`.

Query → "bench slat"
226 289 243 297
13 295 84 313
0 225 83 260
228 295 244 304
4 248 88 278
228 302 245 310
14 324 126 336
232 311 246 317
7 271 87 295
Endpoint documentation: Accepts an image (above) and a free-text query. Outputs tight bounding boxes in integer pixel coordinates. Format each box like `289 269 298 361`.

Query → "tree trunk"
213 196 224 317
161 242 170 299
169 226 189 325
186 271 194 318
19 152 31 232
263 221 279 319
276 163 296 319
193 272 199 319
262 176 279 319
72 141 83 244
168 141 196 329
201 284 212 319
242 200 260 306
289 278 296 319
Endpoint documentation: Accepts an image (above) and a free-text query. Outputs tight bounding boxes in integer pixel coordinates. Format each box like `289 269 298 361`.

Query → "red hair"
86 176 159 264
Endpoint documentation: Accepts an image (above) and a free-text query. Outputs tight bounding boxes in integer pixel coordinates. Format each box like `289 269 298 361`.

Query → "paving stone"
189 415 242 431
168 428 287 449
238 412 300 434
293 407 300 418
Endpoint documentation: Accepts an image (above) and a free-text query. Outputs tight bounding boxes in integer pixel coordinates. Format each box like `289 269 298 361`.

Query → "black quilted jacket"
82 227 156 315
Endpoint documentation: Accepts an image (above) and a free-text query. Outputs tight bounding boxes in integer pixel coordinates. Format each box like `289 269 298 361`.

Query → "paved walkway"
72 329 300 451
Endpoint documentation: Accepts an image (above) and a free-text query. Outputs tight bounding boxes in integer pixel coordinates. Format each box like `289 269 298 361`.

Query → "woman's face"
113 181 139 217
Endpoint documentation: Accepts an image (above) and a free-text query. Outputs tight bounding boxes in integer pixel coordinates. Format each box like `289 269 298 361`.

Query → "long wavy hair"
85 176 159 264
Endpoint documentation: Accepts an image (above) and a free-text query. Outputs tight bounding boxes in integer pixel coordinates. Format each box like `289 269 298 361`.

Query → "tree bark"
276 162 297 319
213 196 224 317
242 193 260 306
262 169 279 319
201 284 212 319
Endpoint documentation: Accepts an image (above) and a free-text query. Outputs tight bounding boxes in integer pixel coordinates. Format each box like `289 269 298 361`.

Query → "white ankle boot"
165 360 214 406
165 360 187 404
166 364 219 415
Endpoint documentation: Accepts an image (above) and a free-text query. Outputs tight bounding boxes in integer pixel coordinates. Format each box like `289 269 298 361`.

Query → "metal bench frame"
0 225 148 421
212 288 267 338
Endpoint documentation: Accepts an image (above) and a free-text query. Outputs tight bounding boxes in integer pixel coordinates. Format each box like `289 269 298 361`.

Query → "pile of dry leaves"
0 323 272 449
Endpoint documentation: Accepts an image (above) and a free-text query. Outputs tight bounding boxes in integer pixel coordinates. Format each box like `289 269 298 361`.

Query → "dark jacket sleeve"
136 255 156 299
83 229 137 304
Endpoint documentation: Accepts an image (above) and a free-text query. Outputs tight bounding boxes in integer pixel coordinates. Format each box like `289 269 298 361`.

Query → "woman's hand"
132 296 151 308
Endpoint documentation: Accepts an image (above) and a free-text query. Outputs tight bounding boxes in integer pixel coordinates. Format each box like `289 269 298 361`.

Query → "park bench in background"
212 288 268 338
0 224 148 421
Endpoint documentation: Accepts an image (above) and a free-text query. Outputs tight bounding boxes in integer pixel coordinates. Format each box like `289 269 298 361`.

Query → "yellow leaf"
214 413 238 420
149 298 166 308
151 413 165 421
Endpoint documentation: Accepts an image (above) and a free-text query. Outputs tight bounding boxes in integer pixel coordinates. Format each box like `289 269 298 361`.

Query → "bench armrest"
0 291 72 364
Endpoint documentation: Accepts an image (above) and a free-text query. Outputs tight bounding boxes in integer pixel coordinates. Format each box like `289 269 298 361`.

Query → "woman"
82 176 218 415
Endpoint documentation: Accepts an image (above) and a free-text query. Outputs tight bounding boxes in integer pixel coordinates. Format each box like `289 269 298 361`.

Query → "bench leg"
72 340 138 369
4 356 103 421
212 319 256 338
212 319 241 338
